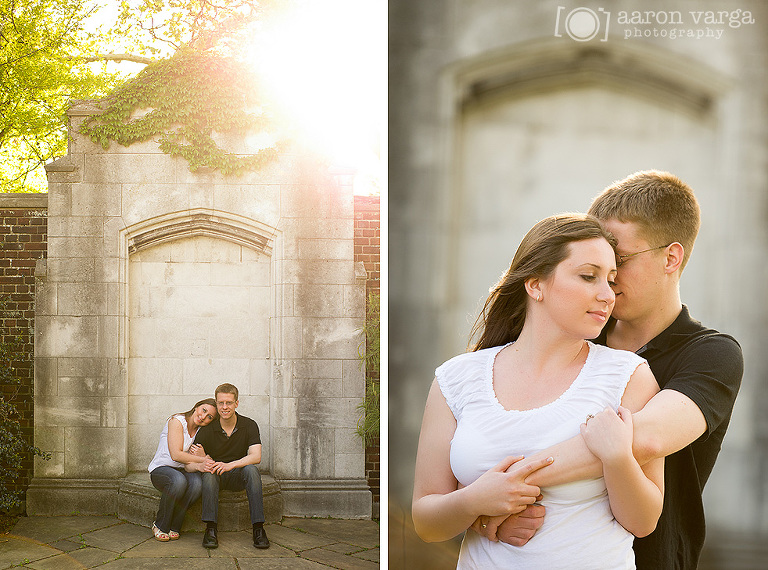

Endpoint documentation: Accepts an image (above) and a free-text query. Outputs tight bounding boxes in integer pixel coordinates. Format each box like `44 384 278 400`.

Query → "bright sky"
87 0 385 195
246 0 385 195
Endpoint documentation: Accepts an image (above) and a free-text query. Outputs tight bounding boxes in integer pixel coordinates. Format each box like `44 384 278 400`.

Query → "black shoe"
202 526 218 549
253 526 270 549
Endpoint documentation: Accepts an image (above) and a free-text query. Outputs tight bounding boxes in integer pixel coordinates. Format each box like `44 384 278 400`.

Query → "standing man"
478 171 743 569
193 382 270 549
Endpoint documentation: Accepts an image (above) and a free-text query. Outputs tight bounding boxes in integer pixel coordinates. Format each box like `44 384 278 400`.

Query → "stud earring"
537 293 543 302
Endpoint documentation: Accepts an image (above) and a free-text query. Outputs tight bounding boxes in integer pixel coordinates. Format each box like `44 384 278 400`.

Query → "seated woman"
148 398 218 541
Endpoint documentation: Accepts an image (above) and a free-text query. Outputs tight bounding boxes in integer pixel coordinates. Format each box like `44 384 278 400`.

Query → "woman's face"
539 237 617 340
193 404 217 427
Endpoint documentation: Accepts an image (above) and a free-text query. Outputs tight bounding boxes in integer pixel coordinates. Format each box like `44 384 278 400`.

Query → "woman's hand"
580 366 664 538
464 455 553 517
580 406 634 466
189 443 205 457
186 457 215 472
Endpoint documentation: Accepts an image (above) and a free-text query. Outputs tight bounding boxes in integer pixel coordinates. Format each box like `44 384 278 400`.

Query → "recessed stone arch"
121 210 280 476
434 38 733 357
450 39 729 115
126 210 277 257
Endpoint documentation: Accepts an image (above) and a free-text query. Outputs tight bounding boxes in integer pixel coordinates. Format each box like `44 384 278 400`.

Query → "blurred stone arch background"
389 0 768 567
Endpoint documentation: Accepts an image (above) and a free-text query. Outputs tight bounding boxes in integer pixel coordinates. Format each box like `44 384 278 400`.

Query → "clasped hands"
468 455 550 545
472 406 633 545
189 443 235 475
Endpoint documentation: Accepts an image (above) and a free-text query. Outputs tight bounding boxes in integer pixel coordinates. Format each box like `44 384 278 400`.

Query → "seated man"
192 382 270 549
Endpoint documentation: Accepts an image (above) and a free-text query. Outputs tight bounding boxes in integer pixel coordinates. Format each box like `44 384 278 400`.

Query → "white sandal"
152 522 170 542
169 530 180 540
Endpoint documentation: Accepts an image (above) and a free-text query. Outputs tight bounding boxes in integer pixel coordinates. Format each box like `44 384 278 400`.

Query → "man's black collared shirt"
194 412 261 463
595 305 743 570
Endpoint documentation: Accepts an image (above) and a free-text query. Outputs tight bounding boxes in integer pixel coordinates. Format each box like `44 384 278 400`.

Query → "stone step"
27 475 372 520
118 472 283 532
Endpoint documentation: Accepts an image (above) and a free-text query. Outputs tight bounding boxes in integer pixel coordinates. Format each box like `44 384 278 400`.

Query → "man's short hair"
215 383 239 401
588 170 701 271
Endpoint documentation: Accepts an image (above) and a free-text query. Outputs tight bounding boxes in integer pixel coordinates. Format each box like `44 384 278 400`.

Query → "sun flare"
245 0 385 194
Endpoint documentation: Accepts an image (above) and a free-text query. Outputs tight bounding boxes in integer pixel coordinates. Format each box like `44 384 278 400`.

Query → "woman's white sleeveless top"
437 341 646 569
148 414 195 472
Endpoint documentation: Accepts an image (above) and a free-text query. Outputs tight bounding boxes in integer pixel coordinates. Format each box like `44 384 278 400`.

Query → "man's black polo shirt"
595 305 743 570
194 412 261 463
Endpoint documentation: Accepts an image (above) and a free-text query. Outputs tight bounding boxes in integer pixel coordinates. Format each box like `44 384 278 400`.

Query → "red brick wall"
354 195 381 514
354 196 381 293
0 194 47 512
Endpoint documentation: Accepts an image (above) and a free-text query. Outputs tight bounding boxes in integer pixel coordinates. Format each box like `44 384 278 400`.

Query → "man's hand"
495 503 546 546
211 461 235 475
471 498 545 545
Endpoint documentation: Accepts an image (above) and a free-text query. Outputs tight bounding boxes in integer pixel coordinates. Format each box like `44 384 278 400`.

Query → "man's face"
216 392 238 420
602 219 667 322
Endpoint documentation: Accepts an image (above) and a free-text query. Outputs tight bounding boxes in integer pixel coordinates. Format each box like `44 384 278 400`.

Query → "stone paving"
0 516 380 569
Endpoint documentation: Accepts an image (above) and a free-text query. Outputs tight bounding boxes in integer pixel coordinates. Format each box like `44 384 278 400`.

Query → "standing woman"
412 214 664 568
148 398 218 541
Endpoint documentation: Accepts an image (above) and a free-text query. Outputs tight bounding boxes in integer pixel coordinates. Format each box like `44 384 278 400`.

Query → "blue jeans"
150 467 202 533
201 464 265 524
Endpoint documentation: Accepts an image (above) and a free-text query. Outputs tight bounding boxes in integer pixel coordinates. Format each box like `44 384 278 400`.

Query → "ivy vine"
79 49 281 175
356 292 380 446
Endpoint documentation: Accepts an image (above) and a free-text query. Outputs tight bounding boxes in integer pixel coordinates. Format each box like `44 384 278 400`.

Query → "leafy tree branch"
1 0 271 192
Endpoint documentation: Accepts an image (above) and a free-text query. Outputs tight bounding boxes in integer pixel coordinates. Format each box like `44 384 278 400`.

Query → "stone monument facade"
26 101 371 520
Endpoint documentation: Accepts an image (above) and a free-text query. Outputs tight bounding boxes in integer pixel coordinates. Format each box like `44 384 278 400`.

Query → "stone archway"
435 39 732 357
122 211 278 474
